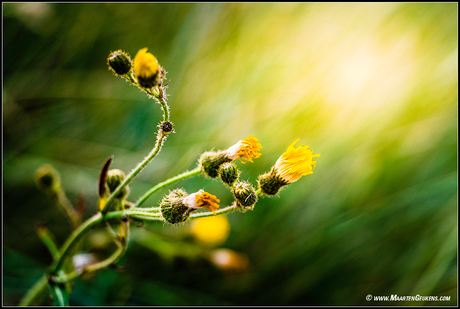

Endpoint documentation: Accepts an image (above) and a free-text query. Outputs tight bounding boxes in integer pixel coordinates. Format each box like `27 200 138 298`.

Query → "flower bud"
160 189 192 225
108 50 132 75
35 164 60 197
218 162 239 186
232 181 258 208
106 169 129 199
160 121 174 134
199 151 232 178
133 48 165 88
258 140 320 196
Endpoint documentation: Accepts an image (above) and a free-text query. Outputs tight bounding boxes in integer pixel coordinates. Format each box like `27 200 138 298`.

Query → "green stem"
190 204 239 219
101 87 170 214
50 213 103 275
135 166 202 207
36 226 60 261
126 72 136 84
19 275 49 306
21 203 236 305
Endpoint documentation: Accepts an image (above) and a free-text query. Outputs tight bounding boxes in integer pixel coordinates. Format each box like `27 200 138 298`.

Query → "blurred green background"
3 2 457 306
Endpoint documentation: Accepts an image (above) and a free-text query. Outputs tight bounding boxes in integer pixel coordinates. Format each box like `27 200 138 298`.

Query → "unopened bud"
199 151 232 178
218 162 239 186
108 50 132 75
160 121 174 134
35 164 60 197
232 181 258 208
106 169 129 199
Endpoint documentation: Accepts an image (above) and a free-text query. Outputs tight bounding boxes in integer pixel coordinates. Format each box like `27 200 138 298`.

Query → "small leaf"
98 157 113 198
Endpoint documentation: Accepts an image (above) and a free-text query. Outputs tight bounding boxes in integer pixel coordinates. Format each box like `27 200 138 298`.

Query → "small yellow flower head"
258 139 320 196
199 136 261 178
183 190 220 215
273 139 320 183
190 215 230 246
133 47 164 88
225 135 262 164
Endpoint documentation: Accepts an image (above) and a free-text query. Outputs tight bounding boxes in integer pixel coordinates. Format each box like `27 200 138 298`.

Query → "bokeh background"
3 2 457 306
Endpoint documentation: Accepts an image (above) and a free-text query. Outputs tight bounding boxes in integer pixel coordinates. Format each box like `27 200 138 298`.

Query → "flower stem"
189 204 239 219
135 166 202 207
101 87 170 214
19 275 49 306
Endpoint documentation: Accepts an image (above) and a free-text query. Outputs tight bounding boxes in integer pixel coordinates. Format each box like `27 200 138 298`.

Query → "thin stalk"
19 275 49 306
36 226 60 261
190 204 239 219
101 87 170 214
135 166 202 207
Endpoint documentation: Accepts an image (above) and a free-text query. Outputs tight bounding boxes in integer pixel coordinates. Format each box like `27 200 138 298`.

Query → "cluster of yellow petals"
195 190 220 215
274 139 320 183
227 135 263 164
133 47 159 79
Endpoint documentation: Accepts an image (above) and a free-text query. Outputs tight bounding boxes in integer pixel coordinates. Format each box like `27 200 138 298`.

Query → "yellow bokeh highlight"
190 215 231 246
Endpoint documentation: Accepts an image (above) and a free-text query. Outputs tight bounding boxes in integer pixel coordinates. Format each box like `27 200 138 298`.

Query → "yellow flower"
183 190 220 214
133 47 162 88
225 135 262 164
274 139 320 183
190 215 230 246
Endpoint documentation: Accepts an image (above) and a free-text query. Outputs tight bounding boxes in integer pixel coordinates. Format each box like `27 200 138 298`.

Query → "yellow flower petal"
133 47 159 79
194 190 220 214
274 139 320 183
226 135 263 164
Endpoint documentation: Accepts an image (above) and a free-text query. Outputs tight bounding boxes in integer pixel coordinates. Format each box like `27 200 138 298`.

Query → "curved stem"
101 87 170 214
50 213 103 274
135 166 202 207
19 275 49 306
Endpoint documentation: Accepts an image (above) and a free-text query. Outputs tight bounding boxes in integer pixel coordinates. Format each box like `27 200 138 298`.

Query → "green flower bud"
199 151 232 178
160 121 174 134
233 181 258 208
160 189 193 225
106 169 129 199
108 50 132 75
218 162 239 186
257 170 289 196
35 164 60 197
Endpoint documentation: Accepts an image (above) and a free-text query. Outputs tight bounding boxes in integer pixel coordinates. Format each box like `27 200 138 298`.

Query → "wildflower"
225 135 262 164
160 189 220 224
190 215 230 246
200 135 262 178
133 47 164 88
183 190 220 214
258 139 320 195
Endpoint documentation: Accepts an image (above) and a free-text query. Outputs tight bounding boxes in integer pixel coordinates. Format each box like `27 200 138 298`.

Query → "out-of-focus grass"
3 3 457 306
